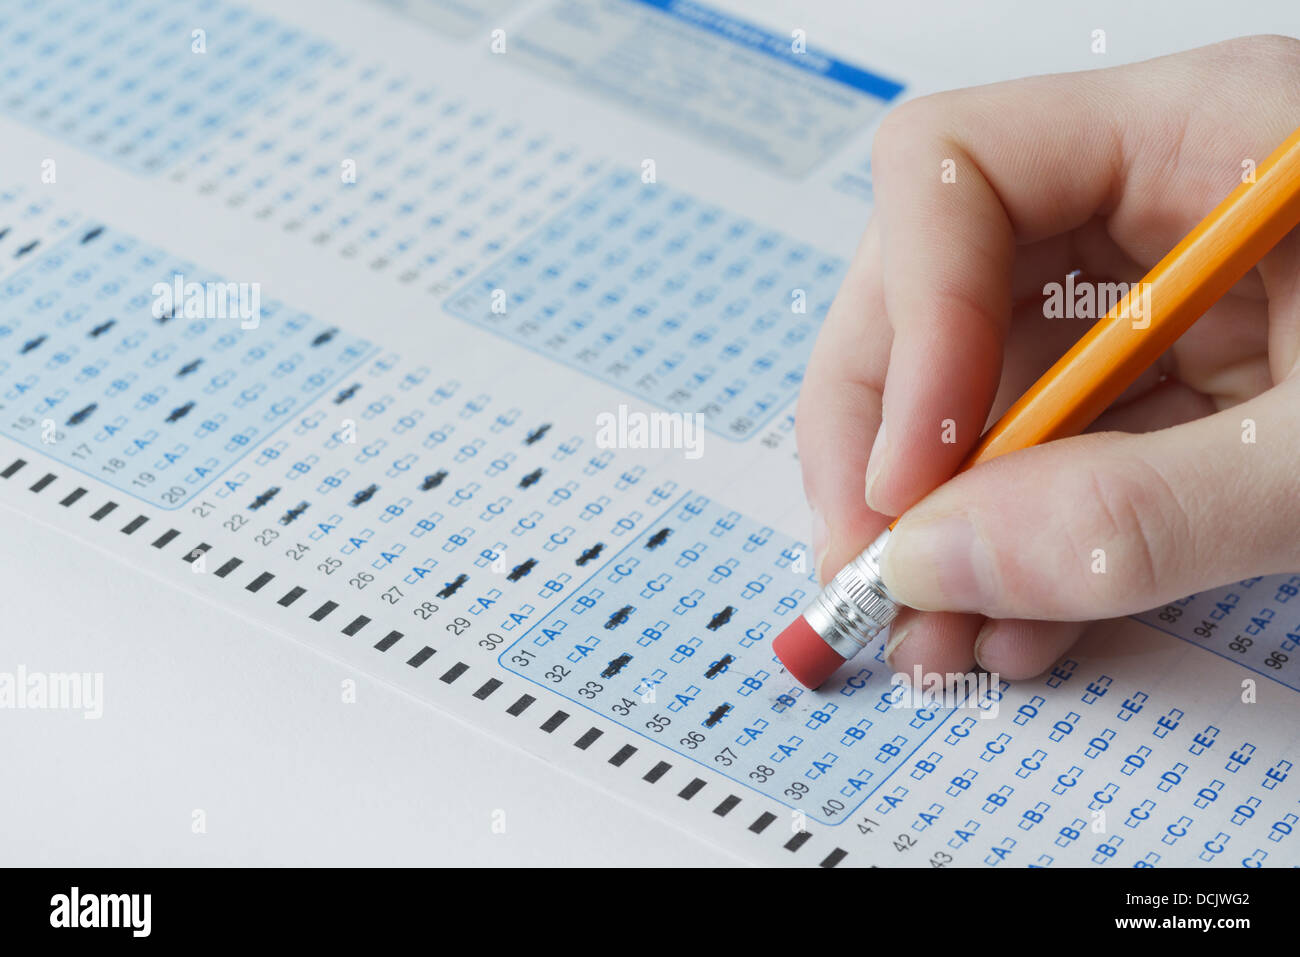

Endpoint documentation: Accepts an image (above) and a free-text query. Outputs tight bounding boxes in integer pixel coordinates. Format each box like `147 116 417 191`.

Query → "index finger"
864 68 1130 517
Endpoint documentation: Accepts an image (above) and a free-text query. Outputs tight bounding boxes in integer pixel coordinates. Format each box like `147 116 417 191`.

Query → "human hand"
796 36 1300 680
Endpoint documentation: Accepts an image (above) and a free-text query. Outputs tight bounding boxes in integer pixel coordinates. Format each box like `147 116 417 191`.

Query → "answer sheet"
1 0 1298 868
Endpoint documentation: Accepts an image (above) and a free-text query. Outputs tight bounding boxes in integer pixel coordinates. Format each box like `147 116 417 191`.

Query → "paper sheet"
2 0 1298 867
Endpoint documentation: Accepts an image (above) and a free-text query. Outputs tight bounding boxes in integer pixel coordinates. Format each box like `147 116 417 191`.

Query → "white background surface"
4 0 1299 866
0 504 740 865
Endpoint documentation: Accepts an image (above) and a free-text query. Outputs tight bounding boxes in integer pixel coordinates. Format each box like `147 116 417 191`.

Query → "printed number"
380 586 403 605
931 851 954 868
714 747 736 767
192 501 215 518
750 765 775 783
509 649 535 668
611 697 637 715
645 713 671 733
577 681 602 698
413 601 439 620
285 543 309 561
545 665 570 683
784 782 810 801
446 617 470 635
254 528 279 546
680 731 705 750
820 799 845 818
478 632 504 650
223 514 247 532
348 571 374 590
317 557 342 575
894 834 916 852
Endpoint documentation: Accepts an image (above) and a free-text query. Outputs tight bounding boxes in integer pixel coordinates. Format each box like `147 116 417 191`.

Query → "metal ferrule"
804 528 900 658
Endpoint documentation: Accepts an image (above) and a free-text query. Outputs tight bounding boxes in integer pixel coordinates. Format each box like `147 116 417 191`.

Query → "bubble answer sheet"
2 0 1300 868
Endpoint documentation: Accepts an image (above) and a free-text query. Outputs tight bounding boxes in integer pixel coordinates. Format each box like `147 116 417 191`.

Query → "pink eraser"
773 615 845 689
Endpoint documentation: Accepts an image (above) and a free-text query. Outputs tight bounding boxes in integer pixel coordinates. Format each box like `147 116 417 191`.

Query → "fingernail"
810 508 829 583
880 514 996 611
883 622 912 670
863 416 887 510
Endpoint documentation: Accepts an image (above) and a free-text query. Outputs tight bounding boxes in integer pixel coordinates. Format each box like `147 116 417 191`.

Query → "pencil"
774 124 1300 689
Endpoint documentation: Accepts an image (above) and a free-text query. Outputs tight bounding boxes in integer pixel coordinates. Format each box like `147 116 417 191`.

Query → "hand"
796 36 1300 680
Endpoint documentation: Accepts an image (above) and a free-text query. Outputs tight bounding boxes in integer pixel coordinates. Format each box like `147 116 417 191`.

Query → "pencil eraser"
773 615 845 689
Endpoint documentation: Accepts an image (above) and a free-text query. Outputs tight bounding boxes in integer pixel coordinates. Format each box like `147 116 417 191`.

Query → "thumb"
878 384 1300 620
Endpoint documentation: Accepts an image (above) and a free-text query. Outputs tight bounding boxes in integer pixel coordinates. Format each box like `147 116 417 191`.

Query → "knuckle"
1232 34 1300 65
871 94 952 169
1067 452 1192 610
1203 35 1300 91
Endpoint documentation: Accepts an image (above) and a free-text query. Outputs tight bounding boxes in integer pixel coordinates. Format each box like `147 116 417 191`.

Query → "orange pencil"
774 125 1300 689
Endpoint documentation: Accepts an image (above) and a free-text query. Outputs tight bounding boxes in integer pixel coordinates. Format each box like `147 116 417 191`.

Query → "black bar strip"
278 587 306 607
214 557 243 578
678 778 705 800
784 832 812 852
121 515 148 535
309 601 337 621
246 571 274 593
59 487 87 507
821 849 848 868
540 711 569 734
440 662 469 682
341 615 369 636
406 647 435 668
